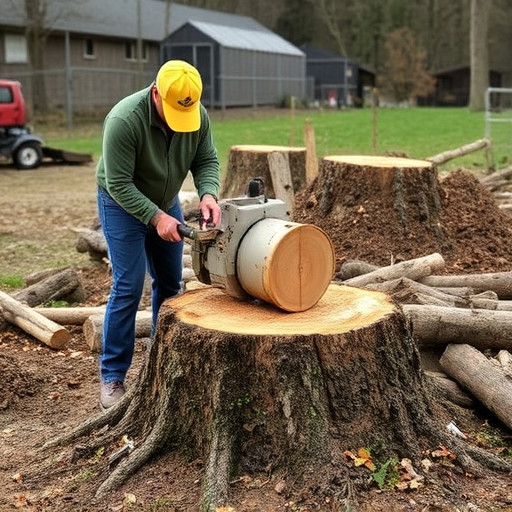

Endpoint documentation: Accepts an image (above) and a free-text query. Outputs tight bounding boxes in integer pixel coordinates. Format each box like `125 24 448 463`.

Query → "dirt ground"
1 161 512 512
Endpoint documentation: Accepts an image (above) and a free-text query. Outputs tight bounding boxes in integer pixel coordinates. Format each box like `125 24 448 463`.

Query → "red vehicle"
0 79 92 170
0 79 44 169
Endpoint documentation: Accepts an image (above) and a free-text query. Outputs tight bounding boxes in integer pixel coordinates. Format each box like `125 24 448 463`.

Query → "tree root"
95 391 171 498
40 380 135 450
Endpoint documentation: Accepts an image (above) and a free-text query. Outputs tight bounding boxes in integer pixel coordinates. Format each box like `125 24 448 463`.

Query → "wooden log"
419 272 512 299
496 301 512 311
440 344 512 430
433 287 475 297
303 119 318 185
0 290 70 349
34 306 106 325
424 370 475 408
221 145 307 199
365 277 468 307
335 259 379 280
83 310 152 352
74 228 108 261
14 267 86 307
343 253 445 288
427 138 489 166
479 165 512 190
403 304 512 349
267 151 295 214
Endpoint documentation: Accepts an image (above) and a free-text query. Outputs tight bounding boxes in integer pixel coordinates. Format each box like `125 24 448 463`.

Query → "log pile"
479 164 512 212
336 252 512 428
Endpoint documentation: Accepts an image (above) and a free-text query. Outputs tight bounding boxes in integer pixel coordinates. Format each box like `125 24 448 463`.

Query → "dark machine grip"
177 223 195 240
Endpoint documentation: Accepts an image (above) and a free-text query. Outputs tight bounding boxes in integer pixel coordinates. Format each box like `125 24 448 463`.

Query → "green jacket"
96 85 220 225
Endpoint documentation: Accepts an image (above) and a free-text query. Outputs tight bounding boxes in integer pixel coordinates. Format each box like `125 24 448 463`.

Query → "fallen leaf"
431 445 456 460
13 494 28 508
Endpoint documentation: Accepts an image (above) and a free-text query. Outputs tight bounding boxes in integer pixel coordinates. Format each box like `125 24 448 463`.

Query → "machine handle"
177 223 196 240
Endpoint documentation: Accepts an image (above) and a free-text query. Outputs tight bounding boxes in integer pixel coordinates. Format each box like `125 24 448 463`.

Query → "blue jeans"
97 187 184 383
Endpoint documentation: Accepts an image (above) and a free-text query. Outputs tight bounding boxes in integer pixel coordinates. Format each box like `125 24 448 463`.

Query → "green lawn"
44 107 508 176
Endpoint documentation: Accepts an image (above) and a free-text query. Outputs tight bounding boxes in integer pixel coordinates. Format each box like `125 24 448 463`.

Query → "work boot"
100 380 125 410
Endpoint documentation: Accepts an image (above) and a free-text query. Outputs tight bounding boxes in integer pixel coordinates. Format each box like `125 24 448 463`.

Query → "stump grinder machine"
178 179 335 313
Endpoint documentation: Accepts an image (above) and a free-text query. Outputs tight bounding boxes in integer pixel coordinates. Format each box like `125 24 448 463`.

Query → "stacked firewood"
336 252 512 431
479 165 512 212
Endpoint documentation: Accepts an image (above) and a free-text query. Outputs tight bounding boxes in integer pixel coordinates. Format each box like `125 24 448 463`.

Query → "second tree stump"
293 155 451 268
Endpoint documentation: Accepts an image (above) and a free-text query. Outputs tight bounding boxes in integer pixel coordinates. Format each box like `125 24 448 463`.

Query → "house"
0 0 304 116
426 67 502 106
162 21 305 108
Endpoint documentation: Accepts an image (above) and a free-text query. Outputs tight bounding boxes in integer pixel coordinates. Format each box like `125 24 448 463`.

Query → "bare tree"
468 0 491 110
24 0 50 114
306 0 347 56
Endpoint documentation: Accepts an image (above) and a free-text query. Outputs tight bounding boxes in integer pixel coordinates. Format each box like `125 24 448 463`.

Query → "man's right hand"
151 210 181 242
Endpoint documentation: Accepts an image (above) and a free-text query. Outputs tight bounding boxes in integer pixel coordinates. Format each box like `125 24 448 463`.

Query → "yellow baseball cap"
156 60 202 132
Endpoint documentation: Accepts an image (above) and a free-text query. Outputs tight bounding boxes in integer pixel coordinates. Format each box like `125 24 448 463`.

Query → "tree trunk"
221 145 307 200
440 343 512 429
468 0 490 111
44 285 511 510
292 156 450 269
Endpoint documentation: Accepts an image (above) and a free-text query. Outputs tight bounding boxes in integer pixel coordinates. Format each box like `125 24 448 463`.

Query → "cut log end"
48 328 72 349
237 221 335 312
324 155 433 169
164 284 396 335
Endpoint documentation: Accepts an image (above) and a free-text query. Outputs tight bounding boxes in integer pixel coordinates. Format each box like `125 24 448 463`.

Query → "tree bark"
403 304 512 349
440 343 512 429
221 145 307 199
293 156 450 268
0 291 70 349
44 285 511 510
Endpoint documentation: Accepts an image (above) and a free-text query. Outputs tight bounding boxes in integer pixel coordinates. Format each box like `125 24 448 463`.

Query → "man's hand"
200 194 221 227
151 210 181 242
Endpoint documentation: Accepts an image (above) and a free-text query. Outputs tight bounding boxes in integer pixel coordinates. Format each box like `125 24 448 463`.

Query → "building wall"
0 28 160 115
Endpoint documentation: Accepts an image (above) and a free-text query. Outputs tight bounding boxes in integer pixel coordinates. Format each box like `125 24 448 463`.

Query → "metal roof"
0 0 271 41
185 20 304 56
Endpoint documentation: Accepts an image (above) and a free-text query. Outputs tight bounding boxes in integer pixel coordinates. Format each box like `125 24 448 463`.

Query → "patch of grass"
39 106 507 176
0 275 25 289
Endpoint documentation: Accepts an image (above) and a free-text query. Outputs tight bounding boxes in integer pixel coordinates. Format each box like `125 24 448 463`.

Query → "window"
0 86 14 104
4 34 28 63
84 38 95 58
125 41 148 61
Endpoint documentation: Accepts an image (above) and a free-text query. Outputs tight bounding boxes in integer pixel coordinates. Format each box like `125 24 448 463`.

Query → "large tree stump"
221 145 307 200
293 155 451 269
42 284 511 510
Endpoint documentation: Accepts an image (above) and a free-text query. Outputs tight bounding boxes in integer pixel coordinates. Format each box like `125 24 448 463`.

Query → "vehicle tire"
13 141 43 170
